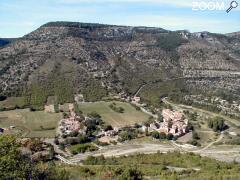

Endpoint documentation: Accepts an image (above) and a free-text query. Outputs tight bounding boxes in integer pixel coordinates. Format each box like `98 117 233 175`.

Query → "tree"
151 131 160 139
103 124 113 131
118 167 143 180
0 138 66 180
208 117 225 132
69 131 79 137
78 134 89 144
118 130 137 142
74 103 83 116
0 135 43 179
88 111 101 119
159 132 167 139
189 112 197 121
187 122 194 131
54 103 59 113
158 115 164 122
144 118 155 127
192 131 200 140
54 137 59 145
166 133 174 140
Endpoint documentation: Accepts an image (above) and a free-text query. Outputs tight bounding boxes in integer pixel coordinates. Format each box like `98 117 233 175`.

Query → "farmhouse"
104 127 119 137
132 96 141 103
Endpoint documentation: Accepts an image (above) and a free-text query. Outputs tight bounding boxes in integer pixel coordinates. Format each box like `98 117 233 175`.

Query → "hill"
0 22 239 108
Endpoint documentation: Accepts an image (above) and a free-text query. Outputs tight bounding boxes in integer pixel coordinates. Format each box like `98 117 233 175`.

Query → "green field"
0 109 62 137
0 97 27 110
79 101 150 127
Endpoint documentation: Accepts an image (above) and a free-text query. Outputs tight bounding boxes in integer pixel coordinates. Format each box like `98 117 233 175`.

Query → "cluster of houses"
58 104 84 136
97 127 119 138
55 96 189 147
57 104 118 138
144 109 189 136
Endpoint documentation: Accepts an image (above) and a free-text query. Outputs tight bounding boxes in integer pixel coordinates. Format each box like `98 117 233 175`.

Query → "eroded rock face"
0 21 239 96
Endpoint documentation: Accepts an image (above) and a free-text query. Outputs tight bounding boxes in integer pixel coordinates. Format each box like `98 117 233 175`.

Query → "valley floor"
56 138 240 165
55 98 240 165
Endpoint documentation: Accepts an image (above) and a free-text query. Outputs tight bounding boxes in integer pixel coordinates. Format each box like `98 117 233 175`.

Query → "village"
0 91 190 156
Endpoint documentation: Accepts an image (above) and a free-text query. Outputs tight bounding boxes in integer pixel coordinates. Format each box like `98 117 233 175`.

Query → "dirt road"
69 142 175 163
55 140 240 165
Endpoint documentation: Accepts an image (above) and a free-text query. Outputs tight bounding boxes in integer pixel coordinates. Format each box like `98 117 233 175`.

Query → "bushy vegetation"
87 111 101 119
170 92 240 120
208 117 226 132
109 102 124 113
156 32 188 64
223 135 240 145
69 143 98 154
115 58 166 95
140 79 187 106
0 97 28 111
23 75 74 110
151 131 173 140
69 152 240 179
157 32 187 52
82 79 107 102
189 131 201 146
0 135 69 180
118 128 138 142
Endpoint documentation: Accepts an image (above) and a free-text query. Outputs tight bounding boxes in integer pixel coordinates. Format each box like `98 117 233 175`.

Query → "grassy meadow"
79 101 150 127
0 109 62 137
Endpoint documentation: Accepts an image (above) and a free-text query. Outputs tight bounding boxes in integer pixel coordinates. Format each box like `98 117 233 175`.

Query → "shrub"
69 131 79 137
69 143 98 154
208 117 226 132
87 111 101 119
103 124 113 131
151 131 160 139
159 132 167 139
192 131 200 140
118 130 137 142
109 103 125 113
95 140 109 146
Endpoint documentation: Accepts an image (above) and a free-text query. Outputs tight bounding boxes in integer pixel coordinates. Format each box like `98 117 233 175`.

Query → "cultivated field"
79 101 150 127
0 97 26 109
0 109 62 137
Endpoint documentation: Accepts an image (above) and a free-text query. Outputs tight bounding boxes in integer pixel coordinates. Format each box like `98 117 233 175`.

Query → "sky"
0 0 239 37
